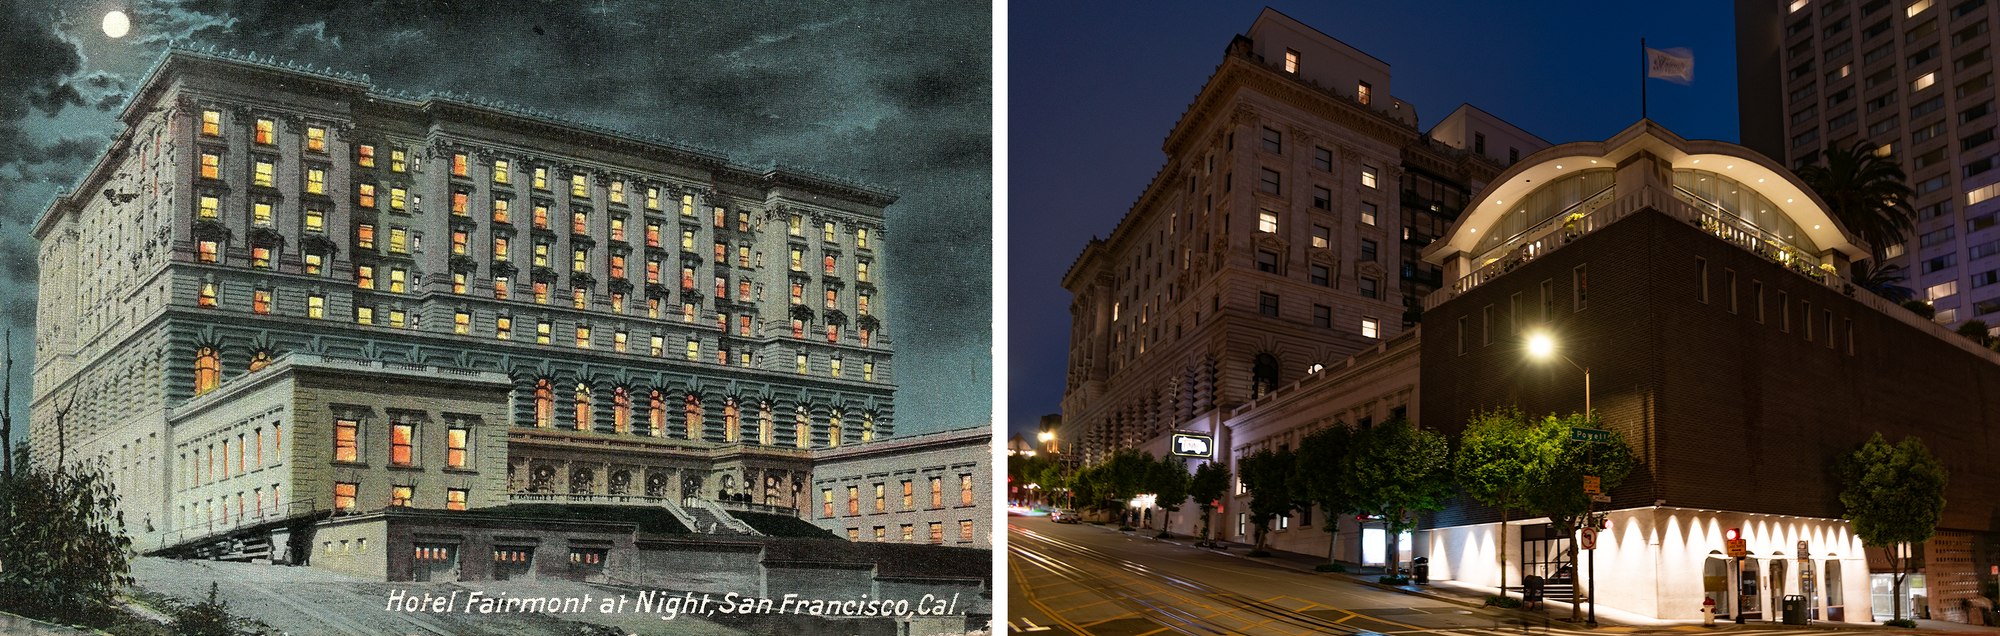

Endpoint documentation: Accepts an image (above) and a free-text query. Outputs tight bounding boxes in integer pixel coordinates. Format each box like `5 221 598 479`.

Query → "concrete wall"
628 540 765 595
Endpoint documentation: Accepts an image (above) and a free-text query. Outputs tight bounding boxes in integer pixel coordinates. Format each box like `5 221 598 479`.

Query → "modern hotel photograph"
1006 2 2000 635
0 1 992 635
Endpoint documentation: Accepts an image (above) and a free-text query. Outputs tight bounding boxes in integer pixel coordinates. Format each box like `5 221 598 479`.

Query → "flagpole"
1641 38 1648 121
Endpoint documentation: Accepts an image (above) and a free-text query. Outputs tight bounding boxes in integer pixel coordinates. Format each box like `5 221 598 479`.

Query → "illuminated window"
334 419 359 462
306 168 326 194
683 303 695 322
493 237 510 261
304 208 323 232
200 153 219 179
863 362 875 381
646 258 661 284
680 229 695 251
447 426 469 468
714 242 726 263
197 195 219 219
248 201 272 227
610 181 625 204
194 347 220 394
572 287 587 310
737 245 751 267
355 305 373 325
571 174 589 198
930 477 944 508
251 246 272 269
790 249 804 271
306 127 326 152
390 423 414 466
860 328 872 346
1285 48 1300 73
858 294 870 314
825 289 838 309
390 149 406 172
788 214 802 236
492 198 510 224
496 315 512 339
831 357 843 377
738 280 751 301
685 338 700 361
574 384 592 431
576 324 591 348
572 248 588 272
1362 317 1380 339
647 297 660 318
533 167 547 189
308 294 324 319
1361 165 1379 188
681 267 694 290
650 335 664 356
452 231 468 256
358 145 375 168
198 240 219 263
1358 81 1372 105
388 228 408 254
533 242 550 268
333 482 356 511
856 228 869 248
201 110 221 136
391 486 412 507
446 489 467 511
960 474 974 505
610 254 626 278
534 380 554 427
533 204 550 229
253 290 271 314
451 191 468 215
454 311 470 334
534 281 549 304
612 388 631 433
609 217 625 241
573 211 588 235
716 276 728 298
738 211 750 231
646 187 660 210
645 222 661 247
494 276 510 300
613 330 627 352
493 159 510 184
254 118 275 145
451 153 468 177
824 255 836 274
714 208 726 228
681 194 694 217
1259 210 1278 233
792 319 805 338
305 252 324 275
357 224 376 249
796 352 809 374
857 262 869 282
358 183 377 209
389 310 407 328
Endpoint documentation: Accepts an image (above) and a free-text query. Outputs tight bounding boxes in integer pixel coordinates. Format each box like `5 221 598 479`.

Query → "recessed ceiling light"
1758 179 1765 182
1693 160 1700 164
1814 225 1821 229
1787 199 1794 202
1557 165 1563 169
1727 165 1734 169
1470 228 1477 232
1591 160 1597 163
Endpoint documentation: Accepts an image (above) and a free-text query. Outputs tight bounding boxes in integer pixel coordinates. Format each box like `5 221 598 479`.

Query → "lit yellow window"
390 188 407 210
252 202 272 226
496 316 512 339
452 153 468 177
571 174 588 198
198 195 219 219
304 209 324 232
790 248 803 271
681 230 694 251
389 310 405 328
198 282 217 307
388 228 408 254
453 272 467 293
494 276 510 299
858 262 869 282
533 167 547 189
493 159 509 184
572 248 587 272
533 242 549 267
788 215 802 236
251 247 272 269
610 181 625 204
863 362 874 382
200 153 219 179
358 145 375 168
576 325 591 348
201 110 221 136
307 127 326 152
537 321 551 344
831 358 842 377
389 268 407 293
610 217 625 241
197 240 218 263
647 187 660 210
493 237 509 260
680 194 694 216
390 149 406 172
307 168 325 194
455 312 470 334
255 119 275 145
253 160 274 187
304 253 323 275
796 353 809 374
824 221 836 242
857 228 868 248
452 230 468 255
308 295 324 319
572 211 588 234
493 198 510 223
253 290 271 314
614 331 628 352
572 287 587 309
358 183 377 209
356 306 374 324
357 265 375 289
651 335 664 356
357 224 375 249
686 339 700 361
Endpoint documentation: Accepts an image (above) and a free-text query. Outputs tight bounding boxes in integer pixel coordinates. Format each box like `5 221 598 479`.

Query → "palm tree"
1851 260 1916 303
1797 140 1916 266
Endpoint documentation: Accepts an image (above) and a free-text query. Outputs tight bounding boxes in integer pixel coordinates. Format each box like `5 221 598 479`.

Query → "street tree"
1521 411 1636 621
1148 456 1192 534
1456 407 1554 596
1838 433 1948 622
1102 448 1154 524
1237 447 1300 552
1189 461 1231 543
1344 418 1454 577
1295 423 1360 565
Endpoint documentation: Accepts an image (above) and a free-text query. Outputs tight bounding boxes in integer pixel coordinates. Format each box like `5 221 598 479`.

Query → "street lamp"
1527 333 1590 415
1528 332 1598 627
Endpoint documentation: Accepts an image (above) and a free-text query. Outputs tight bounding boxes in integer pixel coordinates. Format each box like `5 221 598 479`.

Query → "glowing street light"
1526 332 1589 415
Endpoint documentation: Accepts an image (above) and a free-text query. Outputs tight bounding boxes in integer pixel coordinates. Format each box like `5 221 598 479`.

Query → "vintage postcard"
0 2 993 635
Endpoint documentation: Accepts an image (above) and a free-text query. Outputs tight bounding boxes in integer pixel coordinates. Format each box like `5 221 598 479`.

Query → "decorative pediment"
1308 250 1338 269
1252 233 1290 253
1357 260 1386 280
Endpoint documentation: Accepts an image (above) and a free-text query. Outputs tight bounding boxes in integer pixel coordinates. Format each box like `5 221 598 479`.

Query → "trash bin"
1783 595 1807 625
1413 557 1430 584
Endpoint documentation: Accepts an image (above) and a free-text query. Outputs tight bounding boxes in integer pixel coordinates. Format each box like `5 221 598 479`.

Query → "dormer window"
1284 49 1300 73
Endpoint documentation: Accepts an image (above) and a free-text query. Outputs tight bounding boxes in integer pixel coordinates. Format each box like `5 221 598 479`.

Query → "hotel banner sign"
1171 433 1213 458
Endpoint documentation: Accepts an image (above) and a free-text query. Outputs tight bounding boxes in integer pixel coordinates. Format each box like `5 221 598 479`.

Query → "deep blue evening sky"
1007 1 1748 439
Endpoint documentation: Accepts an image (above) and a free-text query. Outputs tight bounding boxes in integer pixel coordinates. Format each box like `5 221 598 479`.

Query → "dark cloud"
5 0 993 433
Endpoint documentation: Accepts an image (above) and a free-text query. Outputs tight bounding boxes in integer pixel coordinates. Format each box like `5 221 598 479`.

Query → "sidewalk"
1086 523 1997 634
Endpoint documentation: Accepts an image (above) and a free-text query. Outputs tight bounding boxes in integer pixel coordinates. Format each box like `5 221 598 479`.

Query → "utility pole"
2 328 12 476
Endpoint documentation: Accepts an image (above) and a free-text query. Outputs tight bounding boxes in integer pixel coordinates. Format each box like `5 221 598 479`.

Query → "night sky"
1007 1 1746 440
0 0 991 445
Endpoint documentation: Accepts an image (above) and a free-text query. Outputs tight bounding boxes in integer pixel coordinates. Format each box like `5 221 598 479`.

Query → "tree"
1147 456 1191 534
1455 407 1556 596
1521 411 1636 621
1102 449 1154 524
171 582 235 636
1344 419 1454 576
1956 320 1993 347
1838 433 1948 622
1852 261 1916 304
1237 447 1300 551
1189 461 1230 543
1008 453 1055 506
1798 139 1916 265
1295 423 1360 565
0 449 135 626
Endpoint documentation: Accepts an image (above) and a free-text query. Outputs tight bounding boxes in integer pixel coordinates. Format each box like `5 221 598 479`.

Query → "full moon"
103 11 129 38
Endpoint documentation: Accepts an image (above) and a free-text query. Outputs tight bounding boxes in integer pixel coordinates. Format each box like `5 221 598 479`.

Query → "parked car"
1050 508 1081 524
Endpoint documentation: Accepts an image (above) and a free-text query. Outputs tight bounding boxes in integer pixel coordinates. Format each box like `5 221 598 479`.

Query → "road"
1007 519 1853 636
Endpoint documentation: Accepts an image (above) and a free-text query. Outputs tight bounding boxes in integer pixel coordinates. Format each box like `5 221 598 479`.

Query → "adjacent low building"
810 427 992 548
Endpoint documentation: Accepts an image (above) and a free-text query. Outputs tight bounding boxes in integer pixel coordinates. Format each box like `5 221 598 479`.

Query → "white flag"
1646 46 1694 85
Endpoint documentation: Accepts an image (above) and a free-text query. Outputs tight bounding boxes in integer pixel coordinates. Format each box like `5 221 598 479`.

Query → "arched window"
649 391 665 437
1252 353 1279 398
758 403 774 446
194 347 221 395
573 383 592 432
613 388 631 434
684 395 702 440
247 351 272 372
534 380 554 427
828 411 843 448
723 398 740 443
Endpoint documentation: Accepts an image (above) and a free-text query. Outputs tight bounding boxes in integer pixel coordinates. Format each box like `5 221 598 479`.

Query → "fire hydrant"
1702 597 1717 627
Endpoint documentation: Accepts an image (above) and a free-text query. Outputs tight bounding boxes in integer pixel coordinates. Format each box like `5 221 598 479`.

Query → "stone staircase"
681 499 760 536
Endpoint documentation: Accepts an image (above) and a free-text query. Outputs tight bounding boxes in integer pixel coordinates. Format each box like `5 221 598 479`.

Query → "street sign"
1581 527 1598 550
1583 475 1601 494
1170 432 1213 458
1727 539 1747 558
1590 494 1612 503
1570 427 1611 442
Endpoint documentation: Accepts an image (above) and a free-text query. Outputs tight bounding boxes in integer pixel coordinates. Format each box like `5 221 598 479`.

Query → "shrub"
1314 563 1347 573
1378 575 1410 585
1901 300 1936 319
1485 595 1522 608
170 582 234 636
1155 531 1171 539
0 452 134 626
1884 618 1918 628
1246 550 1271 557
